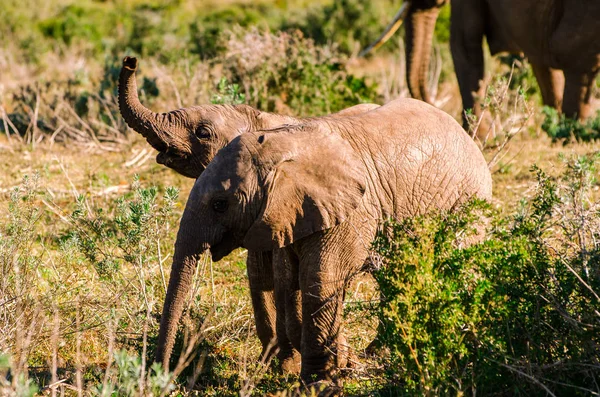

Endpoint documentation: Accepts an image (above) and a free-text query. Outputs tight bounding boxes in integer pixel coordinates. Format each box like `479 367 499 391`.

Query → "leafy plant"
64 176 179 281
373 155 600 395
222 29 378 116
93 350 173 396
211 78 246 105
542 106 600 143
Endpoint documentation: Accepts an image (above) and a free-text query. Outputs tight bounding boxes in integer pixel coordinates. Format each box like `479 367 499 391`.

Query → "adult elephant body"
370 0 600 124
164 98 492 383
118 57 378 372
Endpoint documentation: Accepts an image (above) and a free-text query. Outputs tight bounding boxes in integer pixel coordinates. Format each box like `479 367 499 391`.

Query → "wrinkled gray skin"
164 98 492 384
371 0 600 125
118 57 379 372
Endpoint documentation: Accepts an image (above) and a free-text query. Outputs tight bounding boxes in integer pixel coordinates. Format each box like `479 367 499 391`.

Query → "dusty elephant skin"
367 0 600 125
162 98 492 384
118 57 379 373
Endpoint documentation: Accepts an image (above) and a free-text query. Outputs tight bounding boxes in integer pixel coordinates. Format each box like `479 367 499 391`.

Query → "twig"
488 358 556 397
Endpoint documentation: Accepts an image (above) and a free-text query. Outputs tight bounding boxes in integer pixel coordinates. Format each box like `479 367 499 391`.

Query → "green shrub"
189 6 265 60
281 0 450 55
211 78 246 105
38 5 111 49
93 350 173 396
373 155 600 395
222 29 378 115
282 0 391 54
542 106 600 143
63 176 179 282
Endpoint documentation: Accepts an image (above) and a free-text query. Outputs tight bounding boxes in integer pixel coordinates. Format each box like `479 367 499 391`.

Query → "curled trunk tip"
123 56 138 71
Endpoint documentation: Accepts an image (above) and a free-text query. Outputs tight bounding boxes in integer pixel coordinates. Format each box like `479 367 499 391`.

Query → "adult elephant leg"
246 250 278 361
273 248 301 373
450 0 486 131
530 63 564 110
562 69 598 120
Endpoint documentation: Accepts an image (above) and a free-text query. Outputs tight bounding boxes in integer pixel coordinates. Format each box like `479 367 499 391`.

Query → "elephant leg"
273 248 301 374
562 69 598 120
450 0 486 131
295 222 374 383
246 250 278 361
530 63 564 110
278 248 303 352
298 257 347 382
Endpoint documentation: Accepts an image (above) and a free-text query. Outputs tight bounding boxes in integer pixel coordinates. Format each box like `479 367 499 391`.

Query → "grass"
1 0 599 395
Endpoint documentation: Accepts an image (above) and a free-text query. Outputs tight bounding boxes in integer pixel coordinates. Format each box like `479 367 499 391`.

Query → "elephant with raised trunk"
159 97 492 385
118 56 378 372
365 0 600 125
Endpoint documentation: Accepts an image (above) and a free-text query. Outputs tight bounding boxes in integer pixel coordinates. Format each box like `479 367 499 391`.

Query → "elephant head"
156 125 366 368
361 0 448 103
118 56 295 179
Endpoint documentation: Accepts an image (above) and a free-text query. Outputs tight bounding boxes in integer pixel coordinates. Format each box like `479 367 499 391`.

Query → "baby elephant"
158 98 492 385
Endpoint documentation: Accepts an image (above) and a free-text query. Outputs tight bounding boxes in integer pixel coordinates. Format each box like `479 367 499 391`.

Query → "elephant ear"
243 127 366 251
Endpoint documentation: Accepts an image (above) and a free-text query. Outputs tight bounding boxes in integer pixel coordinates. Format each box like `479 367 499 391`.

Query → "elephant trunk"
118 56 188 153
155 207 208 369
405 5 441 103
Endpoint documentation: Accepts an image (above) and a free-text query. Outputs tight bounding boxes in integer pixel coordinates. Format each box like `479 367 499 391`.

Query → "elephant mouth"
156 152 204 179
209 233 240 262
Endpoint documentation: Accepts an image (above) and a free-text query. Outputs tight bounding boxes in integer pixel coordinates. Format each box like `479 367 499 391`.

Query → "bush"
281 0 451 56
189 5 265 60
62 176 179 281
222 29 378 116
373 155 600 395
282 0 392 55
542 106 600 143
211 78 246 105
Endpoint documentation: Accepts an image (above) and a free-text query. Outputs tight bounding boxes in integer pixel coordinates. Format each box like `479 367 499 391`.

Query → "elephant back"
340 98 492 220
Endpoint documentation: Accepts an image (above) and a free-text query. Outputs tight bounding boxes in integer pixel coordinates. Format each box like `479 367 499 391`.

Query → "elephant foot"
336 334 363 370
300 381 342 397
344 349 364 370
277 348 301 375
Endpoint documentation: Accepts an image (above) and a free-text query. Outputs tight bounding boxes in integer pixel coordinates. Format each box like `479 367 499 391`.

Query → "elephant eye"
195 123 213 139
212 199 228 213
